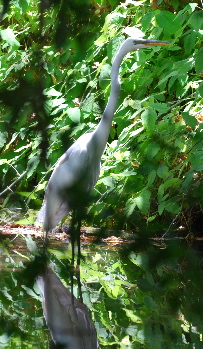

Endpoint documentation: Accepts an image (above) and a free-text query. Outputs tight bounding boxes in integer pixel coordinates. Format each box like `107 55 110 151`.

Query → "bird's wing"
38 133 96 232
37 132 101 232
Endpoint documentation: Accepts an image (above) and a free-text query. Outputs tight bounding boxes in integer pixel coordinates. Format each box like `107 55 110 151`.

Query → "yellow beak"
144 40 169 46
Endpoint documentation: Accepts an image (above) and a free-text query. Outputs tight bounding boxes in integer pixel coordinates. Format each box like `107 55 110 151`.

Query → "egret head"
123 37 169 52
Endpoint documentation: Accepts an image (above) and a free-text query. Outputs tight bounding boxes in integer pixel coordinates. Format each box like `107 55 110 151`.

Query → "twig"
0 171 27 196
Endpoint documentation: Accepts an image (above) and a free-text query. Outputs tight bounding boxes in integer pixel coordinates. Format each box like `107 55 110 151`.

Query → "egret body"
39 38 168 233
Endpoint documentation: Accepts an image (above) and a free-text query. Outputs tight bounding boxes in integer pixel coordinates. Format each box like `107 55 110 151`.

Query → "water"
0 230 203 348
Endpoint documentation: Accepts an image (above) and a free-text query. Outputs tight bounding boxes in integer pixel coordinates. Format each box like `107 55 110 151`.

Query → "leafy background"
1 1 203 348
1 0 203 233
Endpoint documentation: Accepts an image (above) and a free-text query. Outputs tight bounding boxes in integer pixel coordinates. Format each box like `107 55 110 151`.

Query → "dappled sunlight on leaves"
1 0 203 347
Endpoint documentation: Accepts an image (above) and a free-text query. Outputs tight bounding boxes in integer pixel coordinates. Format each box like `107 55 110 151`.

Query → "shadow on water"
1 228 203 348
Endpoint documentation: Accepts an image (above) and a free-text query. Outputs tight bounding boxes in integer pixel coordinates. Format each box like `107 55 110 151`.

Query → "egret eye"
133 40 144 45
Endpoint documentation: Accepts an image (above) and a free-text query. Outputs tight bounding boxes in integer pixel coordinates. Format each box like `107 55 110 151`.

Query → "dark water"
1 231 203 348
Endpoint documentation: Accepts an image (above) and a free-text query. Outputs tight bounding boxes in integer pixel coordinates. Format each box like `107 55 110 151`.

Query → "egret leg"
70 211 76 304
76 211 83 303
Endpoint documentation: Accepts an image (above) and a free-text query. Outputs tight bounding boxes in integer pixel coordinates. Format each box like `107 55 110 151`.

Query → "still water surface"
0 231 203 348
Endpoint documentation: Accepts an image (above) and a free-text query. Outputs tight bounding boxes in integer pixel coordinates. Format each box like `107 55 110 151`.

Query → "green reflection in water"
0 233 203 348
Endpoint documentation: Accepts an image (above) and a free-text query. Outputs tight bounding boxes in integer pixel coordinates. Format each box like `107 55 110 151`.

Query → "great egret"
37 267 98 348
38 38 168 233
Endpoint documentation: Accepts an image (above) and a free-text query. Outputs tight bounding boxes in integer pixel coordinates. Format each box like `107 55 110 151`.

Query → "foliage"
1 2 203 347
0 0 203 234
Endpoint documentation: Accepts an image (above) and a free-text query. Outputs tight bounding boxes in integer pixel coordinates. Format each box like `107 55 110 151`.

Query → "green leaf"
155 11 181 35
142 12 154 32
195 48 203 74
189 152 203 167
157 165 169 179
144 295 158 310
0 131 8 147
147 142 160 160
129 252 149 269
16 192 37 199
182 112 197 129
158 184 169 203
135 190 151 214
141 109 157 131
51 97 66 108
67 107 81 123
158 201 165 215
184 32 197 56
1 28 20 48
24 235 38 253
123 309 142 323
147 170 156 186
163 178 181 190
21 285 39 299
147 215 157 222
44 88 62 97
150 103 169 114
99 64 111 89
27 155 40 178
189 11 203 31
182 170 194 189
111 285 121 298
199 82 203 98
106 12 125 25
130 127 144 137
137 278 153 292
99 176 115 189
0 334 10 344
15 0 30 12
165 199 180 214
125 197 137 217
108 35 125 63
159 197 180 214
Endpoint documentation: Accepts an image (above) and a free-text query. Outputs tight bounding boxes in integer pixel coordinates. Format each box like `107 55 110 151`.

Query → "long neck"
102 52 123 121
93 42 132 153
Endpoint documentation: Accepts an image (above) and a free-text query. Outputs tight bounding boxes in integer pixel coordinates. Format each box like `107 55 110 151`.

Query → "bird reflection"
37 267 98 349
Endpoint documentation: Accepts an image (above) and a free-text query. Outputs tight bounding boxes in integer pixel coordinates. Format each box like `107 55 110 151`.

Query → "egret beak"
143 40 169 46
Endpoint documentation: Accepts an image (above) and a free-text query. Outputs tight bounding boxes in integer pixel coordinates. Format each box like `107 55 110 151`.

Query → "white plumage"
37 267 98 348
38 38 168 233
